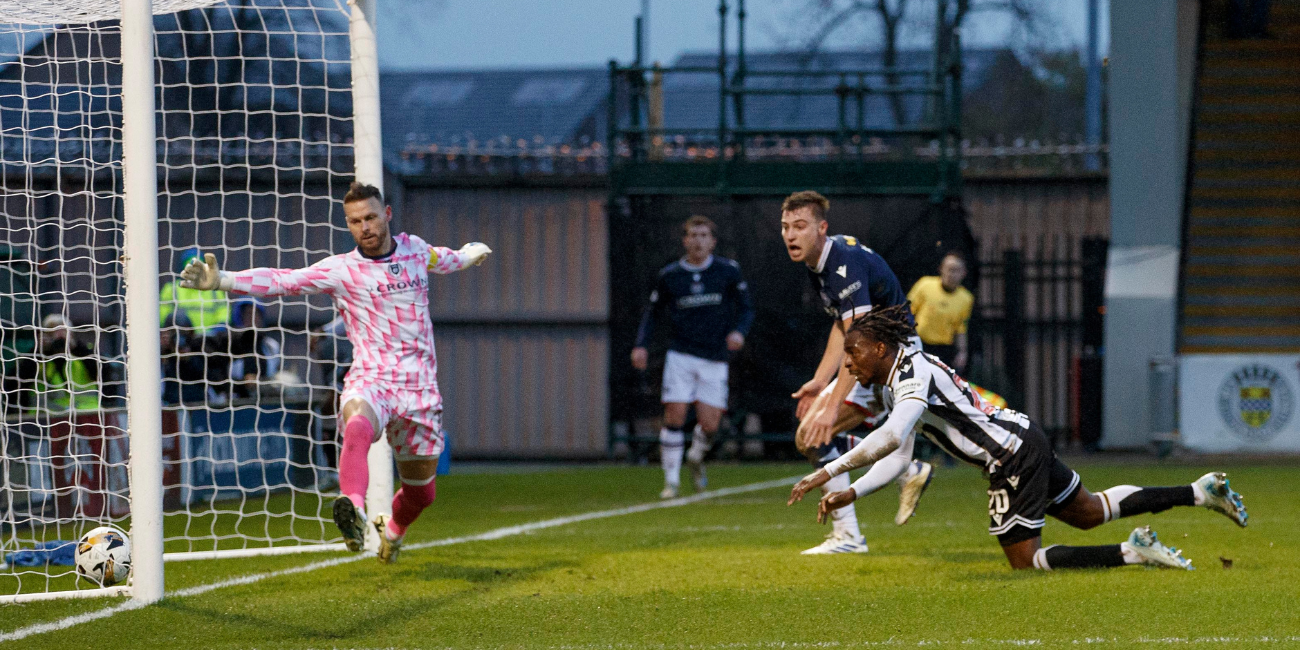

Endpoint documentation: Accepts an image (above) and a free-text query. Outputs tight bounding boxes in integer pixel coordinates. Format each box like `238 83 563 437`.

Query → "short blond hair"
682 215 717 237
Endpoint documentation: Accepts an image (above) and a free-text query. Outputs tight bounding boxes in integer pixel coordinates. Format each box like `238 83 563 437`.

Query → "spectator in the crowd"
27 314 100 414
160 324 207 405
229 297 282 399
907 252 974 373
161 247 230 335
26 314 114 519
161 247 231 399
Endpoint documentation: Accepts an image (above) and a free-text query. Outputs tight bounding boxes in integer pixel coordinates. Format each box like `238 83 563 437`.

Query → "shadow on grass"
403 558 577 585
151 557 576 644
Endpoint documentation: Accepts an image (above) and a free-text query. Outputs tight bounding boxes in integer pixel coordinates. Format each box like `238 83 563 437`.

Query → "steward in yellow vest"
160 247 229 335
31 314 101 414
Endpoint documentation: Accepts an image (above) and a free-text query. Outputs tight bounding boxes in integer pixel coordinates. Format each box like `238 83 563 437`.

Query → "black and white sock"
660 427 684 488
1098 485 1195 523
1033 544 1130 570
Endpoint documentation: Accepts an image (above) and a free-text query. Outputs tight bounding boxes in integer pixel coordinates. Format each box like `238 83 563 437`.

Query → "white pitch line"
0 475 799 645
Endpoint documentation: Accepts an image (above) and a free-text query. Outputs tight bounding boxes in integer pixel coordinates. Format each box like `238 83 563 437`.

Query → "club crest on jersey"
1218 364 1293 443
388 263 401 276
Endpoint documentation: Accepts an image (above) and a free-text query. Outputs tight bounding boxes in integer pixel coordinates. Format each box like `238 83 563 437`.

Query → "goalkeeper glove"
459 242 492 266
179 253 230 291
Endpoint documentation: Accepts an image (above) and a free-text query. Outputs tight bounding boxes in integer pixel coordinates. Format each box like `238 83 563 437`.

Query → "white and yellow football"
75 525 132 587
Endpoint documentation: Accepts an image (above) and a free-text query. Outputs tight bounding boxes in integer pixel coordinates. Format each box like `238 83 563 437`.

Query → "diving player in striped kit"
180 182 491 564
789 305 1249 571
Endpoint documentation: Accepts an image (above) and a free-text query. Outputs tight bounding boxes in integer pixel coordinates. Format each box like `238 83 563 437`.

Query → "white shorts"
835 334 923 417
661 350 729 410
340 377 445 461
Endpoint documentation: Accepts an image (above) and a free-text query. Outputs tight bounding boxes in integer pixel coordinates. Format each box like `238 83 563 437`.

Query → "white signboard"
1180 354 1300 452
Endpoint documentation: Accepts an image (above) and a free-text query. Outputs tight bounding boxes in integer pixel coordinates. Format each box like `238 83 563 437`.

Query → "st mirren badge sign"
1181 355 1300 452
1217 364 1294 443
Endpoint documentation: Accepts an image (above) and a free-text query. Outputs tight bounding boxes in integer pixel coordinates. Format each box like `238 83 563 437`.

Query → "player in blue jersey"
780 191 934 554
633 216 755 499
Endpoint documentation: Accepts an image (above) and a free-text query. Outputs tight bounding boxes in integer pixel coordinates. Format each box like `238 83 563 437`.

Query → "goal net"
0 0 385 603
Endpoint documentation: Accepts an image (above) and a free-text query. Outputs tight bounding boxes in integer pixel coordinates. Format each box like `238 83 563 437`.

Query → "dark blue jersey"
808 234 914 324
634 255 755 362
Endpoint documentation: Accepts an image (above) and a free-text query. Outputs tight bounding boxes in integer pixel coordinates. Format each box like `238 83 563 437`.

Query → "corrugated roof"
379 67 609 153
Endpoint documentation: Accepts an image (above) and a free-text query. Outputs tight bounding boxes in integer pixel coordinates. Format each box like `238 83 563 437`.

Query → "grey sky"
376 0 1109 71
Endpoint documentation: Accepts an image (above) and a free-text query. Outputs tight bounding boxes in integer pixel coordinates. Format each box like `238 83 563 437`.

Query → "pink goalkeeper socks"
339 416 374 509
387 478 436 539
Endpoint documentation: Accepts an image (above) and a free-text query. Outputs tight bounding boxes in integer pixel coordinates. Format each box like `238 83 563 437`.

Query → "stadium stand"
1180 0 1300 353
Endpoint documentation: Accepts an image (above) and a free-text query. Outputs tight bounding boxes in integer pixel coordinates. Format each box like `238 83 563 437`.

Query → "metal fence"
966 237 1108 447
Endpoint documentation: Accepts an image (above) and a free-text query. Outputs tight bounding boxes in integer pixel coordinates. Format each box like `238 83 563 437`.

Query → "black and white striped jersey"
882 348 1028 470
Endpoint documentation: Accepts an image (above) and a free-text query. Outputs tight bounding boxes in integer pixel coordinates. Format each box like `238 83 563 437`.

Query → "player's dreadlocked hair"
846 303 917 350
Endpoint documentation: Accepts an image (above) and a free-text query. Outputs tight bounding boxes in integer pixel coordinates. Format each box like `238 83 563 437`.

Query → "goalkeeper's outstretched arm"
180 253 341 297
180 242 491 296
429 242 491 274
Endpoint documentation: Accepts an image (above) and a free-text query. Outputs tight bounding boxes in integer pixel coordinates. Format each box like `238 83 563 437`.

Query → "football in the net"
75 525 132 587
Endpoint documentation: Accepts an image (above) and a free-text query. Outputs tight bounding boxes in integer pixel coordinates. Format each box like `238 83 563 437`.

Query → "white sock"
660 427 685 487
1191 480 1208 506
1032 546 1054 570
824 472 861 539
1098 485 1141 523
686 425 710 465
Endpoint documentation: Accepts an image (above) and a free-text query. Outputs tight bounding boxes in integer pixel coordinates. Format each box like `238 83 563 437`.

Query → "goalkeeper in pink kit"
180 182 491 563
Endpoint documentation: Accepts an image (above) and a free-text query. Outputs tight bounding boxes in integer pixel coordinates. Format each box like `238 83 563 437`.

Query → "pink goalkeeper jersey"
228 233 471 404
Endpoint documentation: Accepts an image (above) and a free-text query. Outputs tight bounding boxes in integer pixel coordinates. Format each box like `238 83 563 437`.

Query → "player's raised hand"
817 489 857 524
180 253 222 291
459 242 492 266
791 377 827 419
787 468 830 505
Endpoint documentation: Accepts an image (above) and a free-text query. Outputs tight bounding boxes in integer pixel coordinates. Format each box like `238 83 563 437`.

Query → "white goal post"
0 0 391 604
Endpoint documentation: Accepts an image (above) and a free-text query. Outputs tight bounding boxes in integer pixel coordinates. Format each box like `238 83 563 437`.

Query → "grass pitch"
4 460 1299 649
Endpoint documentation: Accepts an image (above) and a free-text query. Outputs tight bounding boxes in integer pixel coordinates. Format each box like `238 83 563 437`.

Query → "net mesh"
0 1 223 26
1 0 356 598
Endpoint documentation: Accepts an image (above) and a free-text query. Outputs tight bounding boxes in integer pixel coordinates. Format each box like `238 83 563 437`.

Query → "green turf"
4 461 1299 649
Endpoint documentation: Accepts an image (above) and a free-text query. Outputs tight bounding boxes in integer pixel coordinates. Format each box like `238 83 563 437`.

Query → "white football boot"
1194 472 1248 527
373 515 403 564
895 460 934 526
686 449 708 493
1123 526 1193 570
659 484 679 500
332 497 368 553
801 531 869 555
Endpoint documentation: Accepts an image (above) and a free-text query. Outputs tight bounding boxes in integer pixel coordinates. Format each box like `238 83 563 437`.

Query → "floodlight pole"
1084 0 1103 171
121 0 165 605
348 0 394 536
